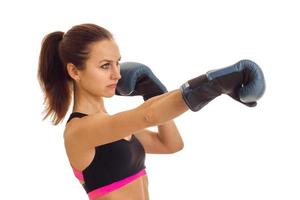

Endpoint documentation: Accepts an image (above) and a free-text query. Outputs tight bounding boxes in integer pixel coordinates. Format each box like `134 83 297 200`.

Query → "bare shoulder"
63 115 105 171
63 112 108 145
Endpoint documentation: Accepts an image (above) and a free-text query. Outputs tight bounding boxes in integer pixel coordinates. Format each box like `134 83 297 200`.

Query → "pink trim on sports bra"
88 169 147 200
72 166 84 182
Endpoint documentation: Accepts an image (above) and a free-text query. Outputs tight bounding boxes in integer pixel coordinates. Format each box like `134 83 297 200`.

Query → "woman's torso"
65 112 149 200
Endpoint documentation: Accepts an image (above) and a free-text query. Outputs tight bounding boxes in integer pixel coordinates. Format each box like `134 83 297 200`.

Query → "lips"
107 83 117 88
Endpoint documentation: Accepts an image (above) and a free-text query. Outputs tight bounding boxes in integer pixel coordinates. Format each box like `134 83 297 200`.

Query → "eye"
100 63 110 69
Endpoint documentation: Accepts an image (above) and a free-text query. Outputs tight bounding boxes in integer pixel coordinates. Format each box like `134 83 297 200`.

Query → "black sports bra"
66 112 146 199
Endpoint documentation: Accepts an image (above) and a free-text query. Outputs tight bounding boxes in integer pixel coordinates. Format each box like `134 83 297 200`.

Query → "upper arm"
65 105 156 148
134 129 172 154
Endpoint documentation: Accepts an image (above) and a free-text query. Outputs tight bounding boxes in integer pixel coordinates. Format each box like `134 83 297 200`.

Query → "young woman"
38 23 264 199
38 23 189 200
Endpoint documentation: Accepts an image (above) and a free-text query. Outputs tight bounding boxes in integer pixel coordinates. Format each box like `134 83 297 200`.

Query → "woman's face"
77 39 122 98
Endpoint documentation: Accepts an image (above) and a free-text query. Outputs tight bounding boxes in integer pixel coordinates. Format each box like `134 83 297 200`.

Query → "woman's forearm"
157 120 184 153
144 89 189 125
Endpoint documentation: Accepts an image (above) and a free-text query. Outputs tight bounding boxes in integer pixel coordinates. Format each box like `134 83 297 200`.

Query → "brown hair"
38 23 113 125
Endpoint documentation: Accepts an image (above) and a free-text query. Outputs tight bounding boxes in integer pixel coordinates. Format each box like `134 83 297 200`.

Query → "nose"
111 64 121 80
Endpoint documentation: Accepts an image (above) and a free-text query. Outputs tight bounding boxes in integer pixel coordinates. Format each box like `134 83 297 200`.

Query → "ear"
66 63 80 81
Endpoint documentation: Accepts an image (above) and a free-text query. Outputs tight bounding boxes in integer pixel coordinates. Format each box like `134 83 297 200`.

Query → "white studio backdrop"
0 0 299 199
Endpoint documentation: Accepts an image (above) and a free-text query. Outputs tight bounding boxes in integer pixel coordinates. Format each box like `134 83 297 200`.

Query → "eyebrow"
99 57 122 64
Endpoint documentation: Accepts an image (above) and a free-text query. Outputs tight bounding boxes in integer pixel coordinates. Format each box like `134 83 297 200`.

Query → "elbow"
167 142 184 154
143 104 160 127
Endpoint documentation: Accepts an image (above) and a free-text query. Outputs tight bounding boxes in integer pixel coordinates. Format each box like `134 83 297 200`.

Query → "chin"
103 92 115 98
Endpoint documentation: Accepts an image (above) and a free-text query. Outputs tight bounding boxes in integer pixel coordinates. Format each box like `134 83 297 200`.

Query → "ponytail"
38 31 72 125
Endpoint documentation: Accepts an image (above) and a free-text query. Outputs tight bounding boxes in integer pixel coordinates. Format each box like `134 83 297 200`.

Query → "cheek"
82 71 107 93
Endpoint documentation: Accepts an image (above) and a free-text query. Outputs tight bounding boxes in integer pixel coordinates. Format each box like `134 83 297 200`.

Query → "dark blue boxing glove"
180 60 266 111
116 62 167 101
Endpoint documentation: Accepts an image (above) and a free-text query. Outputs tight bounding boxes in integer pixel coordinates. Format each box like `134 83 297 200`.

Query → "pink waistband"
88 169 147 200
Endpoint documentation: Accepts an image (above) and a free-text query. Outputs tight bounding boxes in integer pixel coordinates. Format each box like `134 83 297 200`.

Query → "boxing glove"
116 62 167 101
180 60 266 111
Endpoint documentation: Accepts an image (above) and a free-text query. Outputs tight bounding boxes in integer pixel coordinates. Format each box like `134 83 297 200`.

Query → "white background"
0 0 299 199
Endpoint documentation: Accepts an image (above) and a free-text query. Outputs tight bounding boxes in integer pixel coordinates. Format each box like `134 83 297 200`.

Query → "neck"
72 87 108 115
